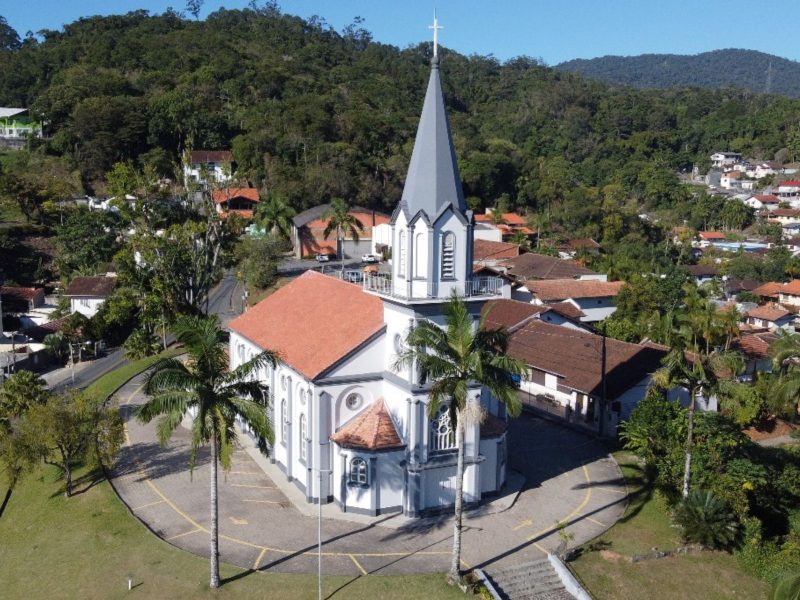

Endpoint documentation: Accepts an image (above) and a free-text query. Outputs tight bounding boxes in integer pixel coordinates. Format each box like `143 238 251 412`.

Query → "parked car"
316 253 334 262
361 254 380 263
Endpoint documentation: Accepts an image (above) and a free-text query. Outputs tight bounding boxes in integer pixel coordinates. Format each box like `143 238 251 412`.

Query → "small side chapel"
229 30 512 517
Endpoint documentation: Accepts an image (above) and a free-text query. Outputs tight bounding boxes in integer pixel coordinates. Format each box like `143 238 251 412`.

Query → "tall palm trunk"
449 413 465 584
210 435 220 588
682 387 696 499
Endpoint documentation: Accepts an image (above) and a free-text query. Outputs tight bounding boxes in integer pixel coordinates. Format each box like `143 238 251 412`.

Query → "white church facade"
229 51 513 517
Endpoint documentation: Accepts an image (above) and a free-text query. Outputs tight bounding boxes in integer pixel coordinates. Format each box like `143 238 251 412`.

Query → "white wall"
372 223 392 252
573 297 617 322
70 297 106 317
474 223 502 242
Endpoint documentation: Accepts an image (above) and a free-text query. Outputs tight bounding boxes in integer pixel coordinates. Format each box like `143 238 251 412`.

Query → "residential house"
525 278 625 322
697 231 726 247
481 298 590 333
776 181 800 200
734 331 779 380
183 150 234 188
0 286 45 314
211 188 259 220
473 239 521 266
745 194 780 211
0 108 43 149
499 252 605 282
745 304 796 331
557 238 601 260
228 56 511 516
725 279 760 299
769 208 800 225
752 281 783 301
777 279 800 308
291 205 390 259
711 152 742 169
747 161 781 179
64 276 116 317
685 264 719 287
509 320 668 435
473 210 535 242
721 170 743 189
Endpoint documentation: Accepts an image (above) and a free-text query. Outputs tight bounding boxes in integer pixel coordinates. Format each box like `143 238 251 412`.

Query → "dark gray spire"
396 57 467 223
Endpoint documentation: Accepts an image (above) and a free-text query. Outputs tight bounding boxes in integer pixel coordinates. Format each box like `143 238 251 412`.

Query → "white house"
711 152 742 169
183 150 234 189
524 279 625 323
229 54 513 517
777 181 800 200
745 304 796 331
745 194 780 211
64 276 116 317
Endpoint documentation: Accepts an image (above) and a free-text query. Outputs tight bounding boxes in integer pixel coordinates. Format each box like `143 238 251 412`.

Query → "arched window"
299 414 307 462
429 403 456 452
398 230 407 278
414 232 427 278
350 457 368 485
280 399 288 443
441 232 455 279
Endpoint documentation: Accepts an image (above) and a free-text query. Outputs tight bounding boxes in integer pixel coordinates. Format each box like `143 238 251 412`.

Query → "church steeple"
396 52 468 224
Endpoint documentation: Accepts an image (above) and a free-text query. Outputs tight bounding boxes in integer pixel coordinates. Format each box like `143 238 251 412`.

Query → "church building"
229 45 513 517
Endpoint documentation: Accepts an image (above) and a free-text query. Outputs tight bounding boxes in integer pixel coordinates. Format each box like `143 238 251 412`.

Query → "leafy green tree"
21 390 123 497
43 331 70 365
395 294 527 584
123 328 161 360
54 207 121 278
323 197 364 268
771 332 800 422
0 370 49 429
0 15 21 51
674 490 739 549
136 315 278 588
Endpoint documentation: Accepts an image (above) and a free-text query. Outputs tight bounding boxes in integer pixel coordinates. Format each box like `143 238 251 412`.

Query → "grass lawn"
0 466 465 600
85 348 184 402
569 452 768 600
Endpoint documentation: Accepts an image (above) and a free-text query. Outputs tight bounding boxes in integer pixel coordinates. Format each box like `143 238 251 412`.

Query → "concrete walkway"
110 375 628 576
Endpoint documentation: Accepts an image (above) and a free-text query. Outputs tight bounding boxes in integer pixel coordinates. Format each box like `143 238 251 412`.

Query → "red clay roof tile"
330 399 405 451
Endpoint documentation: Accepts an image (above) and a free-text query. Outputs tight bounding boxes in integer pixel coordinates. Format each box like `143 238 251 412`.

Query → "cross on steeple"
429 12 443 58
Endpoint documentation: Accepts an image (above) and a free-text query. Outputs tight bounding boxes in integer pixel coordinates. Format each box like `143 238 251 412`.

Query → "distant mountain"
556 49 800 97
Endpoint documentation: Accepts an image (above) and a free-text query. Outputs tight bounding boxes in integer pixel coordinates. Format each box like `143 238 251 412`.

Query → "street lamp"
316 466 332 600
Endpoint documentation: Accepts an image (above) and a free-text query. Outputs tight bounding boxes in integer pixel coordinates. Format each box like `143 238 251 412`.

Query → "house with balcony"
0 108 43 149
211 187 259 220
776 181 800 201
711 152 742 169
745 304 796 331
228 53 510 517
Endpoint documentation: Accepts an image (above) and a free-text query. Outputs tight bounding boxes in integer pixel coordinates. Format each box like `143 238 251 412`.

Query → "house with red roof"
778 279 800 308
777 180 800 200
291 205 390 259
745 194 780 211
473 210 534 243
211 187 259 220
745 304 796 331
525 279 625 323
183 150 234 188
229 54 512 517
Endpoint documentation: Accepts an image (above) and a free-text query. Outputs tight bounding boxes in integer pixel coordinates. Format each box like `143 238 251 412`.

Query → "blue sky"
4 1 800 65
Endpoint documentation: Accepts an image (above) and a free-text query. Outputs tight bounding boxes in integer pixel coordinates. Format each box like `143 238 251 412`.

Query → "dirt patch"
744 418 798 441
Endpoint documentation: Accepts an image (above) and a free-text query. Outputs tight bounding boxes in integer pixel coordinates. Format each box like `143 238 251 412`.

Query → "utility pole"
599 324 607 437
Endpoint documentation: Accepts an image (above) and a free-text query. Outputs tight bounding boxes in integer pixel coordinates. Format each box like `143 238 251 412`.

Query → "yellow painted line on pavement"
131 499 166 511
512 519 533 531
349 554 368 575
253 547 267 570
460 557 472 570
228 471 261 475
527 465 592 542
146 480 207 532
243 499 283 505
166 528 202 541
124 382 147 406
587 516 607 527
533 542 548 554
594 486 627 495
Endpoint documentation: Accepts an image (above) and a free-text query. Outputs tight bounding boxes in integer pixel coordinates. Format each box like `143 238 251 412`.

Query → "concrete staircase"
484 558 576 600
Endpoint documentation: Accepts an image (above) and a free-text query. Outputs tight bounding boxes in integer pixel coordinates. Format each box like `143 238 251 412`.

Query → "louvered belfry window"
441 232 455 279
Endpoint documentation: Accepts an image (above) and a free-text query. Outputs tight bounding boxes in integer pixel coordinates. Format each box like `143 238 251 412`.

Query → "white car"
361 254 380 263
315 253 333 262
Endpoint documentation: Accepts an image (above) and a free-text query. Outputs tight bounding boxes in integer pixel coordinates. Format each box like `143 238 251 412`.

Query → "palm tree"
771 331 800 422
394 294 527 584
323 197 364 270
255 193 296 242
509 230 531 252
136 315 277 588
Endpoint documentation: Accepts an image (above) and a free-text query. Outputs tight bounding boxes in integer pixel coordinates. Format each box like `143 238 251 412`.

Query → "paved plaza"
110 374 628 576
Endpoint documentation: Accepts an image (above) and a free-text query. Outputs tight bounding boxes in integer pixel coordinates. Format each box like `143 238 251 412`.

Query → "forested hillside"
557 49 800 97
2 7 800 248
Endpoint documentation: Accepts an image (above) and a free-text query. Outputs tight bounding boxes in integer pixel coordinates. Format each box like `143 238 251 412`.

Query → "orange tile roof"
753 281 783 297
211 187 259 204
525 279 624 302
229 271 384 380
473 239 520 261
747 304 792 322
330 399 405 451
780 279 800 296
699 231 726 240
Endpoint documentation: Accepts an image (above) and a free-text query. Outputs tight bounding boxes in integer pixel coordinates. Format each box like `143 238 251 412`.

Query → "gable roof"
752 281 783 297
502 252 597 280
211 188 259 204
396 57 467 222
0 108 27 118
481 299 584 331
747 304 792 322
771 208 800 218
292 204 389 228
229 271 384 380
508 320 667 399
780 279 800 296
473 239 520 261
752 194 779 203
685 264 719 277
64 276 116 298
780 180 800 187
734 331 779 360
190 150 233 164
525 279 624 302
330 399 405 451
699 231 726 240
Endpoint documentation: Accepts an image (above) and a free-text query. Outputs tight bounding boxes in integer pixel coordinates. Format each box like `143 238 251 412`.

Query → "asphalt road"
50 272 244 392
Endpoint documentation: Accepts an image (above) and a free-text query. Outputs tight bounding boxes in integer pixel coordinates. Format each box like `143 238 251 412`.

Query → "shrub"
771 572 800 600
674 490 739 549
